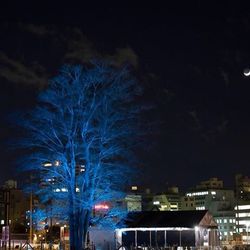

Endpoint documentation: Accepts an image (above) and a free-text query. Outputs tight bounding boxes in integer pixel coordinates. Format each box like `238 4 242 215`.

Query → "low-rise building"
181 178 236 244
152 186 180 211
115 210 220 249
214 211 236 242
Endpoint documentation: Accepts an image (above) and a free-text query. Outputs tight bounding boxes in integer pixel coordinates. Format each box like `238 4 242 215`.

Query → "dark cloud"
107 47 138 68
0 23 139 87
0 52 47 87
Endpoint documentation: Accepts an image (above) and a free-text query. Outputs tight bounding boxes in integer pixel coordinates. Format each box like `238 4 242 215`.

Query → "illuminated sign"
94 204 109 210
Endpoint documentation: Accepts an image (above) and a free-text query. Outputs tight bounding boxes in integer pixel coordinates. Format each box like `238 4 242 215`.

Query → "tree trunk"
82 210 90 248
69 213 77 250
69 209 90 250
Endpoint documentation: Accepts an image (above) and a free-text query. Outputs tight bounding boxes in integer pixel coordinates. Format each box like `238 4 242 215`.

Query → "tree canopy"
17 61 144 249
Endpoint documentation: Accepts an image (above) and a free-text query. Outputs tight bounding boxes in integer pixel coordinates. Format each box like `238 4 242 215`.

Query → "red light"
94 204 109 210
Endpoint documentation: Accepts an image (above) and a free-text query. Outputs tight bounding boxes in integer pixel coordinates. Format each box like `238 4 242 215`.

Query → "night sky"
1 3 250 192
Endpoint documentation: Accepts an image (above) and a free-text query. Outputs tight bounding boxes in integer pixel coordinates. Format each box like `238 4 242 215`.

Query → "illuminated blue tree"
17 61 143 249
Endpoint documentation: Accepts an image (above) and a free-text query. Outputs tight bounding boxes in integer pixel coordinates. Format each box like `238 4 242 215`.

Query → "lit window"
224 219 227 223
153 201 160 205
224 232 228 236
229 219 233 223
55 160 60 166
131 186 138 191
238 220 250 225
238 213 250 218
237 205 250 210
171 204 178 208
80 165 85 172
196 206 205 210
44 163 52 167
186 191 208 197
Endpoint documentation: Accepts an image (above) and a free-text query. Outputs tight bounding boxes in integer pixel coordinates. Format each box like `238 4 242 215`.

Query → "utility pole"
29 192 33 244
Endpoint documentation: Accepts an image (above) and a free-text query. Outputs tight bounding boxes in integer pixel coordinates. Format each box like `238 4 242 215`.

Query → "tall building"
0 181 30 234
235 174 250 201
234 174 250 243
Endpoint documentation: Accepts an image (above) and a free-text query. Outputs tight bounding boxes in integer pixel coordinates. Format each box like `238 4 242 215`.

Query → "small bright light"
1 220 4 225
131 186 138 191
153 201 160 205
55 160 60 166
195 226 199 231
44 163 52 167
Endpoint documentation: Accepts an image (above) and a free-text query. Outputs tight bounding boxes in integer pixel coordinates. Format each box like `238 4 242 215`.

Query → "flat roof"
118 210 209 228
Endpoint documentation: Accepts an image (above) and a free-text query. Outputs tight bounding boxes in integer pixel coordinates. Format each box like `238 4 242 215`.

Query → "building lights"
54 160 60 166
239 220 250 225
43 163 52 167
186 191 208 197
131 186 138 191
170 204 178 208
235 205 250 210
196 206 205 210
238 213 250 218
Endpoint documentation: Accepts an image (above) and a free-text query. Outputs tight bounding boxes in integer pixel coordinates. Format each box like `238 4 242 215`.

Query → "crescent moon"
244 69 250 76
